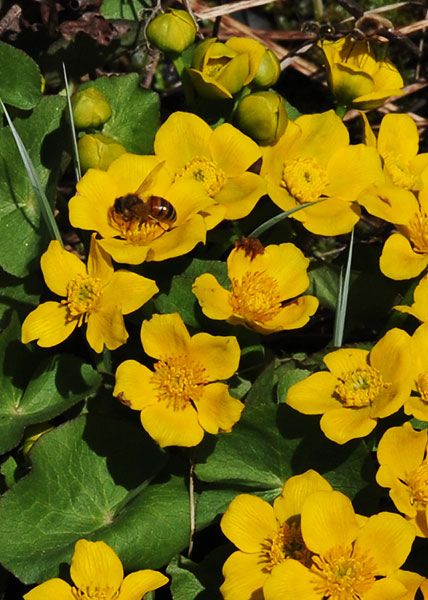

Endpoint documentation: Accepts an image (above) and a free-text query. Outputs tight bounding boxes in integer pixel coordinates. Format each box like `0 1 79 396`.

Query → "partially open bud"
253 49 281 88
78 133 126 172
146 9 197 54
71 87 112 130
234 91 288 146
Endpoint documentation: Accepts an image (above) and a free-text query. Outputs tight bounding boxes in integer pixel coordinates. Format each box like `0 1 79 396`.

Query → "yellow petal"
119 570 168 600
194 382 243 434
301 490 359 554
369 382 410 419
358 184 419 225
404 395 428 421
320 406 375 444
293 197 360 236
192 273 233 321
214 173 266 220
221 494 278 552
114 360 158 411
266 243 310 299
378 114 419 161
388 570 426 600
355 512 415 575
380 233 428 280
225 37 266 84
146 214 206 262
396 276 428 323
370 328 412 383
286 372 338 414
263 559 319 600
364 577 408 600
87 234 113 284
324 348 369 377
97 238 149 265
326 145 384 200
210 123 261 178
188 333 240 380
107 153 171 199
86 305 128 353
273 470 333 525
70 539 123 596
166 178 212 225
294 110 349 164
360 112 377 147
140 401 204 447
220 551 266 600
23 579 73 600
41 241 86 297
261 296 318 333
141 313 190 359
21 302 77 347
377 423 427 483
103 271 158 315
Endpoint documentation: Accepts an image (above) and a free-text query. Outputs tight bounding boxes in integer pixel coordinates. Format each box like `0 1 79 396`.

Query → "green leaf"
0 268 41 330
101 0 147 19
0 414 190 584
0 42 42 110
0 95 67 277
308 264 340 310
79 74 160 154
168 549 227 600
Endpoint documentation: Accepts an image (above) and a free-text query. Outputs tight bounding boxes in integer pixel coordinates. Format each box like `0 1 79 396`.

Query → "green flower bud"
234 91 288 146
78 134 126 172
253 49 281 88
146 9 197 54
71 87 112 130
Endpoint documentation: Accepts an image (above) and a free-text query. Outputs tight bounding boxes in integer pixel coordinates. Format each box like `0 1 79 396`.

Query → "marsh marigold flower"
24 538 168 600
220 470 333 600
113 312 243 447
69 153 213 264
321 37 404 110
154 111 266 220
261 110 383 235
263 490 415 600
21 235 158 353
377 422 428 537
192 238 318 335
286 328 413 444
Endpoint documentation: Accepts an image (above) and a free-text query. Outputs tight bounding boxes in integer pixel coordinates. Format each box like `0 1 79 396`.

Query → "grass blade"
0 98 63 245
62 62 82 182
249 199 322 238
333 228 354 347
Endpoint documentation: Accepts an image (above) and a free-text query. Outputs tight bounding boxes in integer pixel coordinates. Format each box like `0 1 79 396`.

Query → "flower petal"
21 302 77 347
210 123 261 177
192 274 233 321
380 233 428 280
273 470 333 525
141 313 190 359
293 197 360 236
320 406 375 444
377 423 427 484
369 328 412 384
378 114 419 161
194 382 243 434
324 348 369 377
114 360 158 411
103 271 158 315
140 401 204 447
326 145 383 201
220 551 267 600
86 305 128 353
263 560 320 600
41 241 86 297
261 296 318 333
87 234 113 284
214 173 266 220
70 539 123 596
107 153 171 198
221 494 278 552
188 333 240 380
146 214 206 262
286 372 338 414
119 570 168 600
364 576 408 600
97 238 150 265
23 579 73 600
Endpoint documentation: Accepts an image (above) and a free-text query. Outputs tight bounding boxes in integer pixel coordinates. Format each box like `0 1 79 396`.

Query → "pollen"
383 153 417 190
334 366 390 408
406 462 428 507
150 354 209 410
230 271 282 324
311 545 377 600
281 157 329 204
260 519 312 572
175 157 226 197
72 583 120 599
63 274 103 325
408 210 428 254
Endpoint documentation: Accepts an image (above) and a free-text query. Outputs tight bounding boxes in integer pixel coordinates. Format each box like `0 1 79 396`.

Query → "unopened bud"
253 49 281 88
71 87 112 130
78 134 126 172
146 9 197 54
234 91 288 146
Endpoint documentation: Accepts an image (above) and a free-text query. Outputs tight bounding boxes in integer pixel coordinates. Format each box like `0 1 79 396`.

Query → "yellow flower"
24 538 168 600
187 37 267 99
192 238 318 335
263 490 415 600
113 313 243 447
154 111 266 220
401 323 428 421
321 37 404 110
220 470 333 600
377 422 428 537
286 328 412 444
262 110 383 235
21 235 158 353
69 153 213 264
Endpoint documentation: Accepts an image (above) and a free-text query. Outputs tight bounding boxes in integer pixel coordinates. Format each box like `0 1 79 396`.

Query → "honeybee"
110 162 176 229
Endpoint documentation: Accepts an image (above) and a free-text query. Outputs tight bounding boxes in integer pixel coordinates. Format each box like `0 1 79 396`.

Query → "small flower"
192 239 318 335
21 235 158 353
377 422 428 537
113 313 243 447
262 110 383 235
263 490 415 600
69 153 213 264
321 37 404 110
220 470 333 600
286 328 413 444
24 538 168 600
154 111 266 220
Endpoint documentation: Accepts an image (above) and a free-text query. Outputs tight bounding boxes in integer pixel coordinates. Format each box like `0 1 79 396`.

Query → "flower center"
62 274 103 325
383 153 417 190
175 157 226 197
230 271 283 324
406 462 428 507
310 545 377 600
334 366 389 408
72 584 119 599
417 372 428 403
150 354 209 410
281 157 329 204
108 205 167 246
408 210 428 254
260 518 312 572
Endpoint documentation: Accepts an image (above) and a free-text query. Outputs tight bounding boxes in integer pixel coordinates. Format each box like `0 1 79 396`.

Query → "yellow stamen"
311 544 376 600
230 271 282 324
417 372 428 403
260 518 312 571
108 207 167 245
151 354 208 410
62 274 103 326
175 157 225 197
71 583 120 599
383 153 417 190
334 366 390 408
406 462 428 507
281 157 329 204
408 210 428 254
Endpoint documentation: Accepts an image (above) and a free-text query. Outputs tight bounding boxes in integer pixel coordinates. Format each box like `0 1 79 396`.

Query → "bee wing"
134 161 166 197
